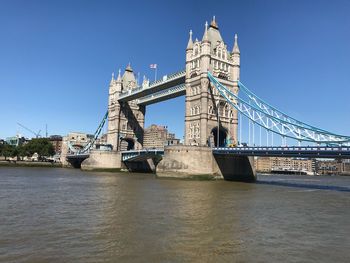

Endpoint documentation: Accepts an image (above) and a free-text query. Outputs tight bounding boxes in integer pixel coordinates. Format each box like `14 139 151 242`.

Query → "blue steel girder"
207 72 350 145
237 81 342 136
121 149 164 162
67 111 109 154
118 70 185 102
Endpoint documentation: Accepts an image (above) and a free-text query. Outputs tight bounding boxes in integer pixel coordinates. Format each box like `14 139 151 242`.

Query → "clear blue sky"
1 0 350 143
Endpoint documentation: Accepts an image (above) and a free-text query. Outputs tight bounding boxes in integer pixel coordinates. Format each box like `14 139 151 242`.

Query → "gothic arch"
210 126 228 147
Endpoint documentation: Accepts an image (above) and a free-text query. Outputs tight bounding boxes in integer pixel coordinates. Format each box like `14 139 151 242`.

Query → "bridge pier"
156 145 256 181
81 150 123 171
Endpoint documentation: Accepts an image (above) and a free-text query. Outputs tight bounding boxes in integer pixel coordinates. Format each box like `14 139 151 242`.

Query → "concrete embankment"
0 161 62 168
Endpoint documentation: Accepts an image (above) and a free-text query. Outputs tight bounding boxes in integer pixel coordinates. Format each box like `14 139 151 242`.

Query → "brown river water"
0 167 349 262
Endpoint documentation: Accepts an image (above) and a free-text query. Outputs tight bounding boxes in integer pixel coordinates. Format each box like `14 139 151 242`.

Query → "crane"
17 122 42 138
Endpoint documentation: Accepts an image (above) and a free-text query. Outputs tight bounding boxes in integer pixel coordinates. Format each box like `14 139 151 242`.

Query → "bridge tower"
107 64 145 151
184 17 240 147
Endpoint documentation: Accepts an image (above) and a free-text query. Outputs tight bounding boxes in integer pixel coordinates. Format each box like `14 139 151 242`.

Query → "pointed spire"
116 69 121 82
186 29 193 50
126 62 133 72
202 21 209 42
110 72 115 85
232 33 240 54
210 15 218 29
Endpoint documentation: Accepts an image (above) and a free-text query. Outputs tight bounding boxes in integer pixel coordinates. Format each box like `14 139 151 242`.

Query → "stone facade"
184 17 239 147
143 125 181 148
156 145 256 181
143 124 168 149
255 157 315 174
107 65 145 151
81 150 122 170
49 135 63 154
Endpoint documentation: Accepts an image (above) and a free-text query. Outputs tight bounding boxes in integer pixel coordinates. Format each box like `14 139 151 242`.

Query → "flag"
150 64 157 69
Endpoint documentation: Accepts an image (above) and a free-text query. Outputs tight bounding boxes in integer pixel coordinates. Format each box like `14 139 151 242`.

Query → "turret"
122 63 137 90
231 34 240 81
109 72 116 95
186 30 193 51
186 30 193 78
200 21 211 73
115 69 122 93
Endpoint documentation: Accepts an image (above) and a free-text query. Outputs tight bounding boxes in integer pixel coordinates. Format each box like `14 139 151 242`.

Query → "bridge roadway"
118 70 185 104
213 146 350 159
121 146 350 162
121 149 165 162
66 146 350 167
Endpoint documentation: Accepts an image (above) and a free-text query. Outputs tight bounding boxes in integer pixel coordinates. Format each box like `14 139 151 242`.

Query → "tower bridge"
63 17 350 181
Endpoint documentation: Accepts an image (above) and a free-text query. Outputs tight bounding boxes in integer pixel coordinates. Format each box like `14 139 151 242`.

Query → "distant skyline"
1 0 350 145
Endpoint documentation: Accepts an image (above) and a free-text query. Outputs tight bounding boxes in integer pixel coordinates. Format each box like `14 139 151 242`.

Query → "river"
0 167 349 262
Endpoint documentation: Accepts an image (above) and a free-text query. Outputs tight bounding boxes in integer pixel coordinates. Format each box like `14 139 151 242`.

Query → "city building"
143 124 180 148
341 160 350 175
255 157 315 175
5 135 26 147
64 132 94 152
317 160 343 175
165 133 181 146
95 133 108 145
49 135 63 154
0 139 5 145
255 157 271 173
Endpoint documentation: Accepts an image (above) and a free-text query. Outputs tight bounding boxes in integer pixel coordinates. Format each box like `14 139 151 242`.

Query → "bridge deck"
213 146 350 159
121 149 164 162
137 84 186 105
118 71 185 102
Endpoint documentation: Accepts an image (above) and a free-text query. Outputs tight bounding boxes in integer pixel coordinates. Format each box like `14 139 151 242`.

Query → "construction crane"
17 122 42 138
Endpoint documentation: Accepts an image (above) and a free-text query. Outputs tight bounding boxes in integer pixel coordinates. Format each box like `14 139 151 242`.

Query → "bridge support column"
81 150 123 171
213 154 256 182
156 145 256 181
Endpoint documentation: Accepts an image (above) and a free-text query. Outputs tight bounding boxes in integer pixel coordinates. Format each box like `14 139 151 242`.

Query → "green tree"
17 145 28 160
24 138 55 157
2 144 15 160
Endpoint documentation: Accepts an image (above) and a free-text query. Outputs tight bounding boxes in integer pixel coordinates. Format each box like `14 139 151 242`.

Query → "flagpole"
155 67 157 81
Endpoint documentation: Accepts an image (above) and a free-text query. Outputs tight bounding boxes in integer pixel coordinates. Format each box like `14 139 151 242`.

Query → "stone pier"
81 150 123 171
156 145 256 181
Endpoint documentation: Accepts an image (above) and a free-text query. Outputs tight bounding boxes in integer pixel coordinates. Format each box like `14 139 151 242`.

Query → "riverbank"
0 160 62 168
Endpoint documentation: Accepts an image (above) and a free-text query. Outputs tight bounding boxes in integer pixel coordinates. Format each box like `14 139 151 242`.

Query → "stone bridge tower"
184 17 240 147
107 64 145 151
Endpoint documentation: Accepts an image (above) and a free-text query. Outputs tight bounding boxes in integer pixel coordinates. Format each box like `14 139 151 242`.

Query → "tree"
17 145 28 160
2 144 15 160
24 138 55 157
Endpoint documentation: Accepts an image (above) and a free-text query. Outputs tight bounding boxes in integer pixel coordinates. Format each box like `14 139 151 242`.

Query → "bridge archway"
120 138 135 151
211 126 228 147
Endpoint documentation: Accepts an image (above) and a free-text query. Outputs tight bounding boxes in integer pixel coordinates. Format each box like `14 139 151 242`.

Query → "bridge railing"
213 146 350 151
